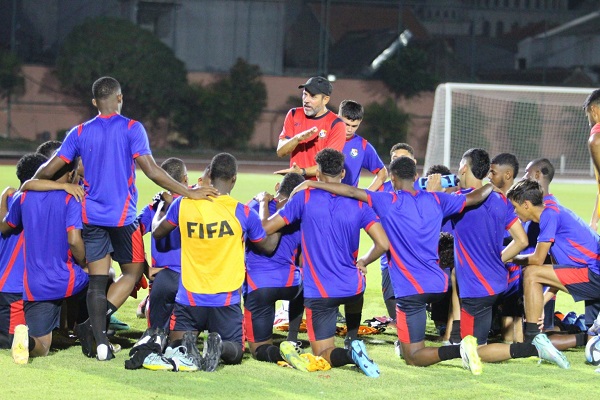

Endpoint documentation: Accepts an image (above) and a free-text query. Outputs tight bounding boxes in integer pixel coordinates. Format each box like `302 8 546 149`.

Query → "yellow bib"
178 196 245 294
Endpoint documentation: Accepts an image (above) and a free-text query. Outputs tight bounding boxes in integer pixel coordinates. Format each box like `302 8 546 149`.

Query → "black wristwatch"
301 168 306 176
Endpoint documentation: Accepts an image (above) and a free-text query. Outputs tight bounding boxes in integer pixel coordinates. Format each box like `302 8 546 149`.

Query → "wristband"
301 168 306 176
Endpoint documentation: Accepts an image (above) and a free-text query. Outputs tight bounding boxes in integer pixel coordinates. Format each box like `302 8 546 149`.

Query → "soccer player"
153 153 279 372
137 158 188 333
338 100 387 190
35 140 62 158
33 76 218 360
585 89 600 231
244 173 306 365
0 158 88 363
263 148 389 378
275 76 345 180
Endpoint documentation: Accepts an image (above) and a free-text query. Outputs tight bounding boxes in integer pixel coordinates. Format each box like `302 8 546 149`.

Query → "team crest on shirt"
318 129 327 138
350 148 358 158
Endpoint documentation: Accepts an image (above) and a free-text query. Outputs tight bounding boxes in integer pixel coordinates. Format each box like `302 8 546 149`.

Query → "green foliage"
361 99 410 156
375 46 438 99
55 17 188 122
506 102 542 165
173 58 267 149
0 49 24 99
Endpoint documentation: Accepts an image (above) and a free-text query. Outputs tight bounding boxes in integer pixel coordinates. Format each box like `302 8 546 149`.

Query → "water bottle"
418 174 459 190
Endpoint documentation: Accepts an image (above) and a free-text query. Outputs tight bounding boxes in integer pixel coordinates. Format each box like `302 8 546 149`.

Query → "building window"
137 1 176 39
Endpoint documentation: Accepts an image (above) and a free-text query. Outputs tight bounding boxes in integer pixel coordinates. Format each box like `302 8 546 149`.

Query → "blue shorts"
381 268 395 301
0 292 25 335
585 299 600 326
243 285 302 343
554 265 600 302
83 222 145 264
396 292 446 344
148 268 179 330
461 294 500 345
304 293 363 342
24 299 62 337
172 303 243 346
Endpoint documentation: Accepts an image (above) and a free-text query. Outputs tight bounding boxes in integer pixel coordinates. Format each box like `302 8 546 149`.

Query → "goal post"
424 83 596 177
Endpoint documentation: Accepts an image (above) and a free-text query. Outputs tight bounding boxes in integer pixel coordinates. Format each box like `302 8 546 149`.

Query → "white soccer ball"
585 336 600 366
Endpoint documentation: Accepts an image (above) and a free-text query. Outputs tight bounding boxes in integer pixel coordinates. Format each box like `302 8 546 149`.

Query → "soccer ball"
585 336 600 366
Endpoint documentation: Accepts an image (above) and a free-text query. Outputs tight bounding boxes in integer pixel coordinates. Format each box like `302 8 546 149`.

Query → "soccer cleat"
459 335 482 375
109 342 122 354
11 324 29 365
532 333 570 369
574 314 587 333
394 340 403 358
350 340 380 378
74 321 96 358
108 314 130 331
182 331 203 369
279 341 309 372
165 346 199 372
142 352 174 371
96 343 114 361
588 313 600 336
203 332 223 372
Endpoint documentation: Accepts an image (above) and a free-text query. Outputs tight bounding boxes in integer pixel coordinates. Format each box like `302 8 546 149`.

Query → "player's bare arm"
21 179 85 202
511 241 552 266
276 127 318 157
274 162 318 178
366 167 388 192
356 222 390 274
463 183 494 207
33 154 67 180
289 181 368 202
501 220 529 262
68 229 86 267
0 186 16 223
152 210 176 240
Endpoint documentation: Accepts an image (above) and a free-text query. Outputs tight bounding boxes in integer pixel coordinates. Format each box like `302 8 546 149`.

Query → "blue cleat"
350 340 380 378
532 333 570 369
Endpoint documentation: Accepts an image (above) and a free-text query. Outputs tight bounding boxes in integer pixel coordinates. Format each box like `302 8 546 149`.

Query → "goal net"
424 83 595 177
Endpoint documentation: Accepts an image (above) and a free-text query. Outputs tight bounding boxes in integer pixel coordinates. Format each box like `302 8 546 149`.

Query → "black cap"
298 76 333 96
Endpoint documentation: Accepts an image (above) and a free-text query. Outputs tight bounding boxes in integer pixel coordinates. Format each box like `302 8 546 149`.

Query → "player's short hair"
315 148 345 177
491 153 519 177
528 158 555 183
339 100 364 121
92 76 121 100
390 143 414 157
16 153 48 185
389 156 417 180
209 153 237 182
583 89 600 110
425 164 451 177
462 148 490 180
36 140 62 158
506 179 544 206
438 232 454 269
278 173 305 197
160 157 186 183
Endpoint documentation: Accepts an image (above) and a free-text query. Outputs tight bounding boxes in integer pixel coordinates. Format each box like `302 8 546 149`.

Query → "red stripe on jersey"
81 196 88 224
506 216 518 230
555 267 589 286
65 194 72 205
131 227 145 263
285 263 296 287
244 205 250 217
65 250 75 298
361 138 368 150
8 299 25 335
301 233 328 298
568 239 600 260
365 221 376 231
224 291 232 306
432 192 441 204
20 191 27 204
366 193 373 208
396 308 410 343
58 154 72 164
460 308 475 338
128 119 137 130
186 289 196 306
117 193 132 227
456 237 495 296
246 273 258 291
389 245 424 294
305 307 315 342
243 308 255 342
77 123 84 136
0 232 24 291
169 312 176 331
355 268 364 295
23 267 34 301
304 188 311 203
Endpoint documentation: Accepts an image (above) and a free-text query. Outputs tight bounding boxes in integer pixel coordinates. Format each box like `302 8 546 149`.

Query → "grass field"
1 164 599 400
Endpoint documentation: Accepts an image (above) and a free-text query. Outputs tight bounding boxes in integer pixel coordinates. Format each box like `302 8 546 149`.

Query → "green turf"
0 165 598 400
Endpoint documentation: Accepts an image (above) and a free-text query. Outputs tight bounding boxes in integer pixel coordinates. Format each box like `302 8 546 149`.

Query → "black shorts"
554 266 600 302
148 268 179 330
304 293 363 341
396 293 446 344
460 294 500 345
585 299 600 326
83 222 145 264
243 285 302 343
24 299 62 337
381 268 395 301
499 290 524 318
0 292 25 335
172 303 243 347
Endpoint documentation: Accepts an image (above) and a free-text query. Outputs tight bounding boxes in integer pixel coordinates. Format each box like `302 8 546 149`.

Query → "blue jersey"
6 191 88 301
244 199 301 294
366 190 465 297
277 188 378 299
450 188 517 298
0 193 24 294
57 113 152 227
138 198 182 273
342 135 385 187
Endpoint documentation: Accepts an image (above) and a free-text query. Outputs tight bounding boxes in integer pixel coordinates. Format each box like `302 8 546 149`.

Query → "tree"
361 99 410 156
0 49 24 100
55 17 188 123
375 46 438 100
173 58 267 149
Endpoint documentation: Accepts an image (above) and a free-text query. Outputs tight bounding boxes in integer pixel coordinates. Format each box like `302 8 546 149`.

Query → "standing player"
153 153 280 372
0 159 88 363
264 149 389 378
33 76 218 360
585 89 600 231
275 76 345 180
338 100 387 190
244 173 306 366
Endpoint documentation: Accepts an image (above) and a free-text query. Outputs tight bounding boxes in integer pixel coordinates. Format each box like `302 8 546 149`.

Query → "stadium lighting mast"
368 29 412 74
